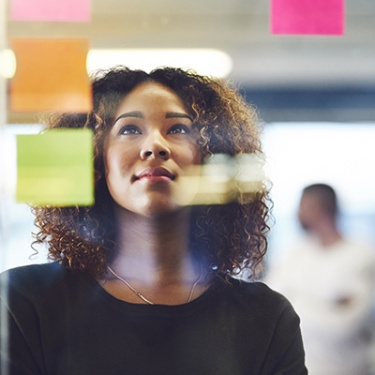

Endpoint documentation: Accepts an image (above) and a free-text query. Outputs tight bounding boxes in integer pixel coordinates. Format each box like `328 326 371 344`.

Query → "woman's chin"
123 199 186 219
141 202 187 219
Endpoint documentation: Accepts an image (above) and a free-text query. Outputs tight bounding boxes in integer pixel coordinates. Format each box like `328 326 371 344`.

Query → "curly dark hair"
32 66 272 280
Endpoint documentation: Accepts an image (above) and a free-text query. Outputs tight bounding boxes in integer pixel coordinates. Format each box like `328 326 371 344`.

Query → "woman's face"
103 81 201 217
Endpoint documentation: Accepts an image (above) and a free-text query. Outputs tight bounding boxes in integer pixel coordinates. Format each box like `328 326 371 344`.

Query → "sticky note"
10 0 90 22
10 38 92 113
16 129 94 206
271 0 345 35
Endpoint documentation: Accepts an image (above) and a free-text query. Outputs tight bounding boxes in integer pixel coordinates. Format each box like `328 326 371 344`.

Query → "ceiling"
6 0 375 123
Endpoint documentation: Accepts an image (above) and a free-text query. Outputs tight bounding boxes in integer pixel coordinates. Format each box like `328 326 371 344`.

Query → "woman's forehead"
113 82 190 117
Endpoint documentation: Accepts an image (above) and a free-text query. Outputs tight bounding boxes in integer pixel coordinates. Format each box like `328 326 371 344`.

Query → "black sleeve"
0 273 46 375
261 298 308 375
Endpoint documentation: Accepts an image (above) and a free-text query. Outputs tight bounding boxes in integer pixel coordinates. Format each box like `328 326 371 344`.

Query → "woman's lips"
136 167 175 182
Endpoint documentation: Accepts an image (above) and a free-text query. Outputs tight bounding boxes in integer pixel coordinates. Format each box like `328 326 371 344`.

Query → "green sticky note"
16 129 94 206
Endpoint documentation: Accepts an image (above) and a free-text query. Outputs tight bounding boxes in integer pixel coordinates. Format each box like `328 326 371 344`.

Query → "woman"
0 67 307 374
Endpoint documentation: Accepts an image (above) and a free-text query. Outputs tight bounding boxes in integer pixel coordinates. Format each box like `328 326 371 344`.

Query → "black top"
0 262 307 375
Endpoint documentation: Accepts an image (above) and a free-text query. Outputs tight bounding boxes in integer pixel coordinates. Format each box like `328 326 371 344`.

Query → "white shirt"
265 236 375 375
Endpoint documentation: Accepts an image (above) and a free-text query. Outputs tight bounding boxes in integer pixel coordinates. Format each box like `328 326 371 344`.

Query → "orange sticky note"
10 38 92 113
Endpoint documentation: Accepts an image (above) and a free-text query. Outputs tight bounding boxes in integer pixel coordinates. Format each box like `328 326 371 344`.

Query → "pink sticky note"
271 0 345 35
10 0 90 22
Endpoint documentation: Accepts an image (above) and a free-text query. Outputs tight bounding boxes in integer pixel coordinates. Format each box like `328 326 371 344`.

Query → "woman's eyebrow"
165 112 193 121
113 111 143 124
113 111 193 124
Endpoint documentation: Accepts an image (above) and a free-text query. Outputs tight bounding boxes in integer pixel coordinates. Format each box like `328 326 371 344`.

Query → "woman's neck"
110 206 198 286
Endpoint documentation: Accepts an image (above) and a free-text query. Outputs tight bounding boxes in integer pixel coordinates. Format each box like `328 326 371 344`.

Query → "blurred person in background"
265 183 375 375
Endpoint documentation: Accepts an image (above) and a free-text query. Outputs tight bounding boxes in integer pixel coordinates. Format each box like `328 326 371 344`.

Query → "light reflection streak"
176 153 266 206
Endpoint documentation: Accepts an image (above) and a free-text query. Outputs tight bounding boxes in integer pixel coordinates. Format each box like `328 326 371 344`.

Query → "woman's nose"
140 132 171 160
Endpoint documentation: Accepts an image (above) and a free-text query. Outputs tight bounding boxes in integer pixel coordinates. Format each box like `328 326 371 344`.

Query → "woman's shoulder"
225 277 286 298
0 262 77 296
221 278 302 336
2 261 63 280
221 277 298 316
0 262 96 317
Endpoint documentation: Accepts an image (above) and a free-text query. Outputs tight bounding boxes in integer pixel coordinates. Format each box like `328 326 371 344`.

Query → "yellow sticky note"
10 38 92 113
16 129 94 206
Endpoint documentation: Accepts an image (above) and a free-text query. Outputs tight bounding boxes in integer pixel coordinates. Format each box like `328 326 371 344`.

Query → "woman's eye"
118 125 141 135
168 124 190 135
